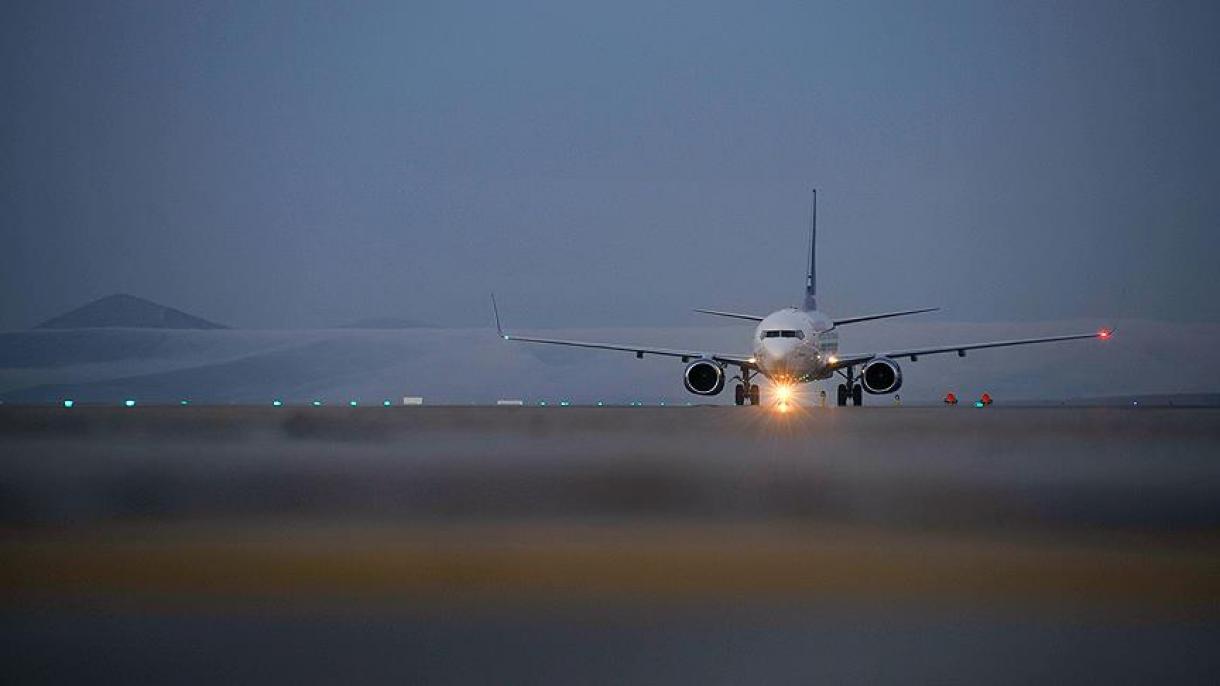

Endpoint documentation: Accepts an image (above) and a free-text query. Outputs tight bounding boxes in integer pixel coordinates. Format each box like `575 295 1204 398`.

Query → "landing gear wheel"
852 384 863 406
734 384 745 406
748 385 760 406
837 384 848 407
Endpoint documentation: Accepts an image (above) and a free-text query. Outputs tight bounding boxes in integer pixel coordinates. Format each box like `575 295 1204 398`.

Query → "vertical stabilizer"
803 189 818 311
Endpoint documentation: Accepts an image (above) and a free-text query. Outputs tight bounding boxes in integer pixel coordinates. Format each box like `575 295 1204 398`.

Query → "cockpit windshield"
761 330 804 339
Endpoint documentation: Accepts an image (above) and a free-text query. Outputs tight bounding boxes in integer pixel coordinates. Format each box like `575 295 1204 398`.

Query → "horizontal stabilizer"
833 307 939 326
693 308 765 322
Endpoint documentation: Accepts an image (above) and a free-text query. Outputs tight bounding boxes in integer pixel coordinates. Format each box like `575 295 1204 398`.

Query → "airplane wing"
501 333 756 368
493 296 756 369
833 307 939 326
829 329 1112 370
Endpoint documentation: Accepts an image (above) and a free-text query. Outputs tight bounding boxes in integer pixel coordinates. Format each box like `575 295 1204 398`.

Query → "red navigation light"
1098 329 1112 340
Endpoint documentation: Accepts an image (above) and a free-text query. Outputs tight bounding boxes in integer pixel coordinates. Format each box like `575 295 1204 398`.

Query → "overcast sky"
2 0 1218 330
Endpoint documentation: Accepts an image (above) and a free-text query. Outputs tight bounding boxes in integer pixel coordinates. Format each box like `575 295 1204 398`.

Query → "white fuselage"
751 308 838 384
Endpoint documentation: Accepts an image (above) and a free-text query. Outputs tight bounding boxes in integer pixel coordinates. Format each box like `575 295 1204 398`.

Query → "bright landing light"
773 384 796 413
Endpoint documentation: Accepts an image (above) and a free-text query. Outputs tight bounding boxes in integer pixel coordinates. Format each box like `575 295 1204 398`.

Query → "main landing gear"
734 369 761 406
836 366 863 407
836 383 862 406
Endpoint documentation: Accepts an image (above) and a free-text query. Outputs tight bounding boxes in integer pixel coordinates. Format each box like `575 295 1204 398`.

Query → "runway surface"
3 406 1219 683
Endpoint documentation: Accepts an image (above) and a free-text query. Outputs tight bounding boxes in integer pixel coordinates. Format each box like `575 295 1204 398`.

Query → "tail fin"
803 188 817 311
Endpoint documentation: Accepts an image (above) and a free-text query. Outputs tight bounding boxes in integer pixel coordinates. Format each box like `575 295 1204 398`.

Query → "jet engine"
683 359 725 395
861 357 902 395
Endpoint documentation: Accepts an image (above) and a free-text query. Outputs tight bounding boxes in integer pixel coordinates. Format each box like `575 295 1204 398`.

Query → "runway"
3 406 1219 683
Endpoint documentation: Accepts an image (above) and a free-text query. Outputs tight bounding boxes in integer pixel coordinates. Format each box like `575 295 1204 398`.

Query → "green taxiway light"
124 399 136 407
383 400 392 407
349 400 358 407
312 400 322 407
560 401 570 407
272 400 283 407
596 401 604 407
62 399 74 408
974 401 985 408
180 400 189 406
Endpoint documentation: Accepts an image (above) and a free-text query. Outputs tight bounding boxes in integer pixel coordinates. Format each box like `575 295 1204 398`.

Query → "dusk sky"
3 0 1218 330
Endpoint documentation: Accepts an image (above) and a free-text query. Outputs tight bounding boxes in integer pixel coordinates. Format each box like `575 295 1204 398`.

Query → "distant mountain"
35 294 227 330
334 317 423 329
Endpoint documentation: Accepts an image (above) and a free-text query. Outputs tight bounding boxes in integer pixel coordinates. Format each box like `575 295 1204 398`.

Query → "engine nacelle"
683 359 725 396
861 357 903 395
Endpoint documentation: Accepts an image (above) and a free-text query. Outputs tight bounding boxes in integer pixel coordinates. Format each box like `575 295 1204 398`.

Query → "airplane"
492 190 1111 407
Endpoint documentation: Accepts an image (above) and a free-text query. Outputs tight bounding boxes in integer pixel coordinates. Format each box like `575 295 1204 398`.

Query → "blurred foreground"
3 406 1219 683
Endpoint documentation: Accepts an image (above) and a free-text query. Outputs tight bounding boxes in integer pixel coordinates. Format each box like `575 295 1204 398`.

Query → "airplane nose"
759 340 797 374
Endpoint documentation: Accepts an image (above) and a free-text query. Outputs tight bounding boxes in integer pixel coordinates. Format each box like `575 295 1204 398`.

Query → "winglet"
491 293 508 339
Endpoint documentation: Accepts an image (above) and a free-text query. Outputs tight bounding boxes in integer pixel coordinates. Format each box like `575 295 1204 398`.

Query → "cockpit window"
762 330 804 339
